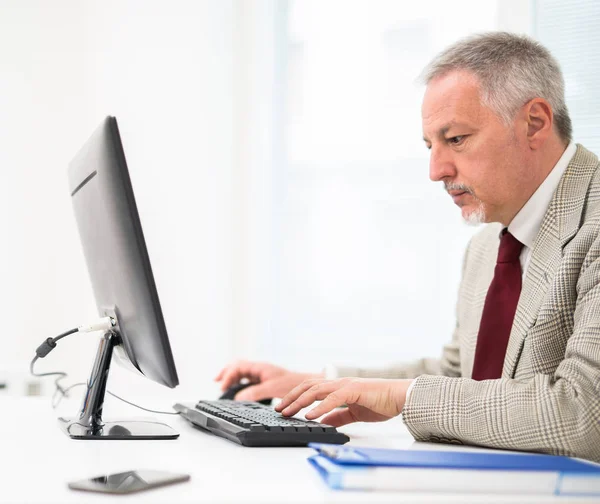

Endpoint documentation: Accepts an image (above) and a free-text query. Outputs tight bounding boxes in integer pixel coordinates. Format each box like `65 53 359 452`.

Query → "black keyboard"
174 400 350 447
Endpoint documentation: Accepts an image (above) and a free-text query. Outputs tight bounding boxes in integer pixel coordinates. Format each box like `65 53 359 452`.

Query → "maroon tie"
471 229 524 380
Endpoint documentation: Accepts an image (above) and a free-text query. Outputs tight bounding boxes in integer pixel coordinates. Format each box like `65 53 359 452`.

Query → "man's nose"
429 147 456 182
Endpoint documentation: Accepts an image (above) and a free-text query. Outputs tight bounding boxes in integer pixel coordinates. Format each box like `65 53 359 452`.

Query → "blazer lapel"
503 145 598 378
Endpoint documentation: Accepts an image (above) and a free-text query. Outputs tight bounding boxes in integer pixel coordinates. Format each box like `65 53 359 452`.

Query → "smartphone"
68 469 190 494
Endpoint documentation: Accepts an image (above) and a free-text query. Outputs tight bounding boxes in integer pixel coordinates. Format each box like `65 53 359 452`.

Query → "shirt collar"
508 142 577 248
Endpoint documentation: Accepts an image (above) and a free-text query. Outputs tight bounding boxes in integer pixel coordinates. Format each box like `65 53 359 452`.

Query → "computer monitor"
60 116 179 439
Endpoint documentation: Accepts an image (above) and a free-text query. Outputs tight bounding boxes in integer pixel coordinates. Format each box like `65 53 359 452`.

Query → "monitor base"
58 331 178 440
58 417 179 440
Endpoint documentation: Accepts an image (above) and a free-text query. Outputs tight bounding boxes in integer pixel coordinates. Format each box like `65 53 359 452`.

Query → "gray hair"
420 32 572 143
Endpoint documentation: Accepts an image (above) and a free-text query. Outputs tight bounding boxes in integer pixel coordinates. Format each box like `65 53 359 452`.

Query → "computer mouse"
219 382 272 406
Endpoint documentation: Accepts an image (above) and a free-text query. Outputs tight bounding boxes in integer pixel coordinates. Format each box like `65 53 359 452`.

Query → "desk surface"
1 396 596 503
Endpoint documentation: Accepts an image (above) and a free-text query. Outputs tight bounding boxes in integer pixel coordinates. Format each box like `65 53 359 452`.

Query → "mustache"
444 182 475 196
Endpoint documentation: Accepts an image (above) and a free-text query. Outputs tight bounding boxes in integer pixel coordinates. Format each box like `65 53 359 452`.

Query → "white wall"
0 0 96 392
251 0 534 374
0 0 236 404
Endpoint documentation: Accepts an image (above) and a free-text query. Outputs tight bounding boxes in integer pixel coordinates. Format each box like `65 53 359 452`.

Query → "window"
259 1 505 370
534 0 600 153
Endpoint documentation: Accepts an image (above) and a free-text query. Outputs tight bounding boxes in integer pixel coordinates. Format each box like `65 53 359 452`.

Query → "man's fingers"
275 379 324 412
320 408 357 428
279 380 321 408
304 390 352 420
219 360 259 390
214 368 225 382
280 381 343 417
235 383 271 402
218 367 241 390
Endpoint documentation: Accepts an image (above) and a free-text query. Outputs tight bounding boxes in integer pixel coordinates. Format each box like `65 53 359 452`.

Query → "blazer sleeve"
401 231 600 462
327 238 473 380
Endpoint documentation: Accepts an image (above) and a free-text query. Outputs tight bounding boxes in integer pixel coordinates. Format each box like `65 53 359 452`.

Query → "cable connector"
78 316 115 334
36 338 57 358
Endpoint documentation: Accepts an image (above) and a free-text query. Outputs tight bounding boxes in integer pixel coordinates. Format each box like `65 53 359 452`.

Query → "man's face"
422 71 533 225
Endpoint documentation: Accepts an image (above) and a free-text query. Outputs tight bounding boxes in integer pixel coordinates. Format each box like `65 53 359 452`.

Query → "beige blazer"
338 145 600 461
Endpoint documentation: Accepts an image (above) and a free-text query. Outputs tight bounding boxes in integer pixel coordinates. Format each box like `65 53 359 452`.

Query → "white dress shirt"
509 142 576 278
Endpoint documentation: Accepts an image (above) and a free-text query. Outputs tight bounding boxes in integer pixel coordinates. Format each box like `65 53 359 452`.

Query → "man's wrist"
403 378 418 411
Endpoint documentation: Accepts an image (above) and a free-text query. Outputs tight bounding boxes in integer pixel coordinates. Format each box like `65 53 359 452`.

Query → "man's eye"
448 135 465 145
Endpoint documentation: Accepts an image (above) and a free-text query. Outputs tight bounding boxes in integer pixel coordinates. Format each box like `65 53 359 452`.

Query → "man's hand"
214 360 323 402
275 377 413 427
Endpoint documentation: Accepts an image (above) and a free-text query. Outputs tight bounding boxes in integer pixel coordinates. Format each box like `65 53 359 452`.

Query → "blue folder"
308 443 600 495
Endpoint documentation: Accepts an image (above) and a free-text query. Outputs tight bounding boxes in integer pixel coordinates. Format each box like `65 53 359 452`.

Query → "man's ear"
524 98 553 149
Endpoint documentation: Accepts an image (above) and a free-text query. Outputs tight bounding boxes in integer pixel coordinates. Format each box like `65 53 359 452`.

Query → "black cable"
32 327 180 416
53 327 79 342
51 381 85 408
29 356 67 381
30 356 69 396
30 327 79 397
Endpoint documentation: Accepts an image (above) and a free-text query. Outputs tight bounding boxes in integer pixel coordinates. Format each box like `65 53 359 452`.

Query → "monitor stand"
58 331 179 440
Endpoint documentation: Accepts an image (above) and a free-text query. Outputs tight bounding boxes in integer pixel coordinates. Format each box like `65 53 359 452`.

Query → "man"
215 32 600 462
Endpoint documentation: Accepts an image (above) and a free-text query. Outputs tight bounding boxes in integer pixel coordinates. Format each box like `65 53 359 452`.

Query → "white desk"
1 396 595 503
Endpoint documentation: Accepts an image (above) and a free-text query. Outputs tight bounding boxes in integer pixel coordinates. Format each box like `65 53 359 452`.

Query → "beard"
464 203 486 226
444 181 486 226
